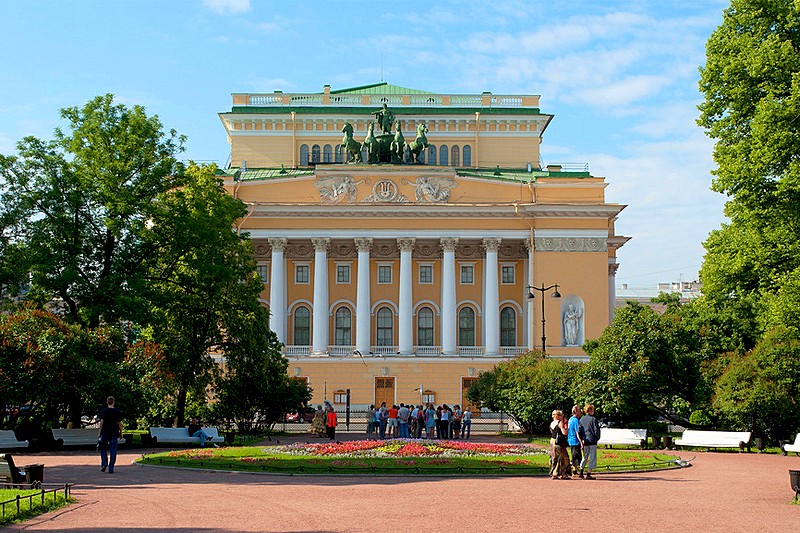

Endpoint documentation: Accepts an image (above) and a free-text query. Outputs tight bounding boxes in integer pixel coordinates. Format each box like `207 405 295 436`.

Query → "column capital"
311 237 330 252
483 237 501 253
524 238 532 252
268 237 287 252
608 262 620 275
354 237 373 252
397 237 416 253
440 237 459 252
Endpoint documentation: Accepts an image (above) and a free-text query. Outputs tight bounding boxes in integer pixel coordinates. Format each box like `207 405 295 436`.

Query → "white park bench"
52 428 126 447
781 434 800 456
597 428 647 448
148 427 224 445
0 430 29 450
674 430 751 452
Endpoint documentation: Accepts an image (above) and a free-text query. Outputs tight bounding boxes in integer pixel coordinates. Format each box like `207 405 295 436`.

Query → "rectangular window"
334 391 347 404
422 392 435 405
295 264 309 284
256 264 269 284
336 264 350 284
419 264 433 284
378 265 392 284
501 265 515 284
460 265 474 284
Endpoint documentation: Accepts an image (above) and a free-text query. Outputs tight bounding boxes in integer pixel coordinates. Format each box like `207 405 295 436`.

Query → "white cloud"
202 0 250 15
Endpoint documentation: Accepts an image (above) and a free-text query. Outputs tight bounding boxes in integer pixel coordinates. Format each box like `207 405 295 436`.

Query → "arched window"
323 144 333 163
293 306 310 345
299 145 309 166
417 307 434 346
334 307 352 346
451 145 460 167
463 145 472 167
311 145 321 163
439 145 449 166
377 307 394 347
335 145 344 163
500 307 516 347
458 307 475 346
427 145 436 166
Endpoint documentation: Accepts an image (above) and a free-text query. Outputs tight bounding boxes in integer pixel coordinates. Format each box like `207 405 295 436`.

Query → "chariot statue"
407 123 429 164
337 123 363 163
390 123 406 163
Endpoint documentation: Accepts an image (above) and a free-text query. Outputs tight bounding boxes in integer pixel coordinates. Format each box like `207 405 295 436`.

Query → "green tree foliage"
0 94 185 327
713 327 800 442
466 351 579 434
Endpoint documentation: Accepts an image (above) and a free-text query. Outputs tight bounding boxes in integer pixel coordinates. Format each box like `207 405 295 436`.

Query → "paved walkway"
5 434 799 532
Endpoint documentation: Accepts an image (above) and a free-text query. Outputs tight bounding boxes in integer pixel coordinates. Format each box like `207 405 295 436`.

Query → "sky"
0 0 730 289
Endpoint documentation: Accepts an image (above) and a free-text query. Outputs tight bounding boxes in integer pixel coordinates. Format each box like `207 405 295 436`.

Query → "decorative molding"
329 239 356 258
354 237 373 253
456 240 483 259
314 175 360 203
413 239 441 259
311 237 330 253
407 176 457 203
397 238 416 253
499 241 528 259
362 179 409 203
253 240 270 257
534 237 607 252
483 237 501 253
372 240 399 258
285 240 314 259
608 262 620 275
440 237 459 253
267 237 287 253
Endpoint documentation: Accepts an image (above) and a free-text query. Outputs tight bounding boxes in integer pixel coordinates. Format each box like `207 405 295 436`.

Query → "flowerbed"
274 439 540 458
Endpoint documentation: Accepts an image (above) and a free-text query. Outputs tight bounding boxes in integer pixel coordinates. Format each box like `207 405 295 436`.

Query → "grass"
0 487 72 525
137 439 683 476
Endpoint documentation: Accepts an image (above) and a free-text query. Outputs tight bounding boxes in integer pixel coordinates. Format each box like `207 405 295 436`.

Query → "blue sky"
0 0 729 288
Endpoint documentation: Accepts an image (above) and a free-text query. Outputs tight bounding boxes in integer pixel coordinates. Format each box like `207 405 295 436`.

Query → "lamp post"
526 283 561 353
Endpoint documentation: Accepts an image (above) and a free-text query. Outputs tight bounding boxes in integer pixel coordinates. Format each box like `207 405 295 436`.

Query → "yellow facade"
219 83 628 407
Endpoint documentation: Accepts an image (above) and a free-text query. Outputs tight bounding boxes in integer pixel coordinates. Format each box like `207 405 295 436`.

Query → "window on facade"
311 145 321 163
376 307 394 347
295 264 309 284
451 145 460 167
334 307 352 346
461 265 474 284
463 145 472 167
427 145 437 165
439 145 449 166
256 264 269 284
501 265 515 284
458 307 476 346
335 144 344 163
337 264 350 284
378 265 392 284
422 391 435 404
323 144 333 163
419 265 432 284
333 390 347 404
500 307 516 347
299 144 309 166
293 307 310 346
417 307 434 346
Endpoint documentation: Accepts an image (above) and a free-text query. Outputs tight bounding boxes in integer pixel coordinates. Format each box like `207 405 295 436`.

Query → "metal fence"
0 483 72 520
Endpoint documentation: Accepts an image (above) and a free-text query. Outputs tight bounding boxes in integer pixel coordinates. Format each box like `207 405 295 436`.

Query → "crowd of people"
549 403 600 480
365 402 472 440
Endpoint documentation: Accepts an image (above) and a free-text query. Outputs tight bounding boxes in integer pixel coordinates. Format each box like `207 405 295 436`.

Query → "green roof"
217 167 314 181
329 82 433 95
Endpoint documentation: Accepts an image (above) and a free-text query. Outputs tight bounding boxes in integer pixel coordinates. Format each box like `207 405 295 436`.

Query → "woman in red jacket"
326 406 338 441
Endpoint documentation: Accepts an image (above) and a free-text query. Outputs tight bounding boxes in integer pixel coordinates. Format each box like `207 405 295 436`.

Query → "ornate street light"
526 283 561 353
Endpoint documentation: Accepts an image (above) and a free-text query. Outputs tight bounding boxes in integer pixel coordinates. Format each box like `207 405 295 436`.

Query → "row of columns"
267 236 504 356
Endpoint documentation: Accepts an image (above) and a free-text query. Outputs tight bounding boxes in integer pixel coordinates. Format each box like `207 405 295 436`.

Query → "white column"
355 238 372 355
267 238 287 345
483 238 501 356
526 239 535 350
398 238 415 355
609 259 619 323
311 238 330 355
441 237 458 355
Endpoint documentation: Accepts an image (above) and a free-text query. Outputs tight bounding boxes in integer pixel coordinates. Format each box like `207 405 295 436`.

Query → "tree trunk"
173 387 187 428
67 399 84 429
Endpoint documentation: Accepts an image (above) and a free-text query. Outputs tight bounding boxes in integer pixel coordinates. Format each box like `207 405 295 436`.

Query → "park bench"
0 430 29 450
674 430 751 452
52 428 125 447
0 454 41 488
597 428 647 448
148 427 224 445
781 434 800 456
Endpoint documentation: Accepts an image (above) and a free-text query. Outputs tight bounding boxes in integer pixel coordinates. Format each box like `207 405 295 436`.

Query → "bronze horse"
407 123 429 164
337 123 363 163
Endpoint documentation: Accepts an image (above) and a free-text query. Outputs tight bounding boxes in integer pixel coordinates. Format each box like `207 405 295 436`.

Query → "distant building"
615 280 702 312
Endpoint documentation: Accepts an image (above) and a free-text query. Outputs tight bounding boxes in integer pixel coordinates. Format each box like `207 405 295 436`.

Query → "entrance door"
462 377 480 418
375 377 395 407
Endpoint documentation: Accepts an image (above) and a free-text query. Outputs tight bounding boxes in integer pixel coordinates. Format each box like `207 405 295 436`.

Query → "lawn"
138 439 683 476
0 487 72 525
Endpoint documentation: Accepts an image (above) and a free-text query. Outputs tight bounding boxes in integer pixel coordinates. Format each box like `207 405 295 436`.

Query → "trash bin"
24 463 44 486
790 470 800 501
663 435 673 449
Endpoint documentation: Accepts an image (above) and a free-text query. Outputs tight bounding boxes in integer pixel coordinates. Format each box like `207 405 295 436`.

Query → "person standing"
398 403 410 438
98 396 122 474
461 408 472 440
425 403 436 439
309 405 326 437
551 410 571 479
387 404 399 439
378 402 388 440
326 406 338 441
366 404 376 437
578 404 601 479
567 405 584 478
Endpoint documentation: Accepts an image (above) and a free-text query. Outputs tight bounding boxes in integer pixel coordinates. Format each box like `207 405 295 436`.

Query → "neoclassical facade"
219 83 628 408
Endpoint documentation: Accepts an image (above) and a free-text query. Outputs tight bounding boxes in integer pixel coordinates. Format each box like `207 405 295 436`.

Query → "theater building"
219 83 628 409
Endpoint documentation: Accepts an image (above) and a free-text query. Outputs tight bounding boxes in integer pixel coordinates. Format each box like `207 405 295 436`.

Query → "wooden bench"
148 427 224 445
674 430 751 452
0 430 29 450
597 428 647 448
52 428 125 447
782 434 800 456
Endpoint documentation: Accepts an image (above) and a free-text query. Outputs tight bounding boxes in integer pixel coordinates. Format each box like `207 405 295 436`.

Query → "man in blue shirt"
567 405 584 478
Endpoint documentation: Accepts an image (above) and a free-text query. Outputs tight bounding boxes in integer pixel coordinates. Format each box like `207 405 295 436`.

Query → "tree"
0 94 185 327
466 351 580 434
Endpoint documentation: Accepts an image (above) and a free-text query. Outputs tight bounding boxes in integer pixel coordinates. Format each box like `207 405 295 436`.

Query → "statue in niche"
407 123 429 164
563 304 583 346
373 103 395 135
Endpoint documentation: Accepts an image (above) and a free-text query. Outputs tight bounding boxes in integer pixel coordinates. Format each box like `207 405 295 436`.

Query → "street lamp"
526 283 561 353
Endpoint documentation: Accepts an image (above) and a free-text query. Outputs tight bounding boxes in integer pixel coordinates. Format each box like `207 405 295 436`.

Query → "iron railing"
279 409 514 434
0 483 72 520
